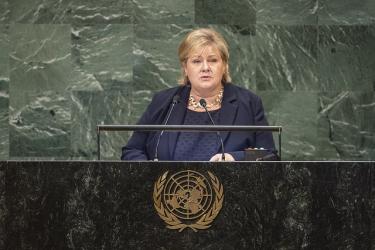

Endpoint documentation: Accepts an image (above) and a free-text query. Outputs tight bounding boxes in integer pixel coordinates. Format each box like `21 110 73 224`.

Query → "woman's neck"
190 92 216 103
190 86 223 102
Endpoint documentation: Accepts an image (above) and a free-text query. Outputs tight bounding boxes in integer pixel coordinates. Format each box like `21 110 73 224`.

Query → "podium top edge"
96 124 283 132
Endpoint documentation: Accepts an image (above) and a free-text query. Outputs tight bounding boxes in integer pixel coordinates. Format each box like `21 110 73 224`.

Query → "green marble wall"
0 0 374 160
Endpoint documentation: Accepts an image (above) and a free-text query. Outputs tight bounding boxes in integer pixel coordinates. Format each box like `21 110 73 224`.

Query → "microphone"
154 94 180 161
199 99 226 161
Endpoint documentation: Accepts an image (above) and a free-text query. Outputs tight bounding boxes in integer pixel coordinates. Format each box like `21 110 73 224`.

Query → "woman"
121 28 275 161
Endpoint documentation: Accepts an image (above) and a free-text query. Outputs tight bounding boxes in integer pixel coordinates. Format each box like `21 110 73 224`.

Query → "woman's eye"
209 59 218 63
192 60 201 64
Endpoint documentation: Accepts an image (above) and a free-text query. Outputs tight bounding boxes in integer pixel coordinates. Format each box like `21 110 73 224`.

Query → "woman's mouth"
200 76 212 80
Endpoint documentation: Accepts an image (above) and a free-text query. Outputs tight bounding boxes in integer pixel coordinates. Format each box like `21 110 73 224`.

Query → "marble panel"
317 91 375 160
0 0 9 23
2 1 374 162
256 25 318 91
10 24 70 61
9 0 73 24
259 91 318 160
319 0 375 25
0 25 9 160
0 25 9 77
0 83 8 161
9 0 134 24
133 0 194 24
9 24 72 93
70 24 133 91
9 91 71 158
195 0 256 25
70 89 145 160
318 25 375 92
133 24 192 92
256 0 318 25
213 25 256 90
71 0 133 24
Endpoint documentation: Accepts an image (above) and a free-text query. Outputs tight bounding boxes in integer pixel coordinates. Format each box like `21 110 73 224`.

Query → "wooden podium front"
1 161 374 249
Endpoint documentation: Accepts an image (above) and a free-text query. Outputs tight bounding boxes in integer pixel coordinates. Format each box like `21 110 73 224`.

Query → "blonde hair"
178 28 231 85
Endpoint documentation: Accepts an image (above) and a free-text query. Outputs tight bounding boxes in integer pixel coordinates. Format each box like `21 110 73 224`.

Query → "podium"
1 161 374 249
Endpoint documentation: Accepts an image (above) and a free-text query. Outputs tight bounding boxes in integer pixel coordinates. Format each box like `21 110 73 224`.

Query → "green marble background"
0 0 374 160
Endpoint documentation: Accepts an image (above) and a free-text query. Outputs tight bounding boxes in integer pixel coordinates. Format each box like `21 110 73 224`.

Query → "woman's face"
184 45 225 96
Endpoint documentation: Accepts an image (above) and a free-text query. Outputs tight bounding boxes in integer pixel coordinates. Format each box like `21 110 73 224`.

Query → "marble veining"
257 0 318 25
318 25 375 92
71 90 134 160
71 24 133 91
256 25 318 91
0 25 9 160
319 0 375 25
133 0 194 24
9 92 71 158
318 92 375 160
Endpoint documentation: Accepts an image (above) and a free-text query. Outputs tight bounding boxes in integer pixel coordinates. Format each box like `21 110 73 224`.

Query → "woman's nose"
201 60 210 71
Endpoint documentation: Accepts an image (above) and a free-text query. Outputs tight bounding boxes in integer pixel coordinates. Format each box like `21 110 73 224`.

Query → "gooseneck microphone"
199 99 226 161
154 94 180 161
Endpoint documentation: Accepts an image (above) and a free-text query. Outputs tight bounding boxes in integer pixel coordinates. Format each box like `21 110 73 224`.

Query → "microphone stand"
199 99 226 161
154 95 180 161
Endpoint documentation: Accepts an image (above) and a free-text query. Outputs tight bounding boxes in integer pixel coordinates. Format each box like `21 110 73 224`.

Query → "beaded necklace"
188 88 224 111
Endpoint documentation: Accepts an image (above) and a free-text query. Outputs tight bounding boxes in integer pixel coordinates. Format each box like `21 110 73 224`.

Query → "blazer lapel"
217 84 238 151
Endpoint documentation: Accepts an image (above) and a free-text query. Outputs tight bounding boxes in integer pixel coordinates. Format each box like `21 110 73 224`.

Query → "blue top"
173 109 221 161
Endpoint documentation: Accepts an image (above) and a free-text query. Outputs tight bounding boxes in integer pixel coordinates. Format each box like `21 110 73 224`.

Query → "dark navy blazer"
121 83 275 161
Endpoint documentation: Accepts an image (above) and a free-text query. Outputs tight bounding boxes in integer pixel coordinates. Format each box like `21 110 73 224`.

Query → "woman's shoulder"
143 85 186 120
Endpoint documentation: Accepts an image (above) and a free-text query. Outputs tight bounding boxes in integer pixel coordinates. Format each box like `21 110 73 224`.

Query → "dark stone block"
3 161 374 249
0 163 5 250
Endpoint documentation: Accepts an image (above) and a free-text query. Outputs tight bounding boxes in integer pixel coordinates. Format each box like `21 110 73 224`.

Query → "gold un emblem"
153 170 224 232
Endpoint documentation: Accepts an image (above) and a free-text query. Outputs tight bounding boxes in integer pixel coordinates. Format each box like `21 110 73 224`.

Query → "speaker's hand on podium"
210 153 235 162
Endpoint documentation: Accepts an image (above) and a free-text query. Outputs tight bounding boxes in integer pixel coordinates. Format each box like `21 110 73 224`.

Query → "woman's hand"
209 153 235 162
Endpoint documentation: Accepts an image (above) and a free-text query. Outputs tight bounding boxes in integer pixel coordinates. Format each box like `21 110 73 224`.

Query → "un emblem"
153 170 224 232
